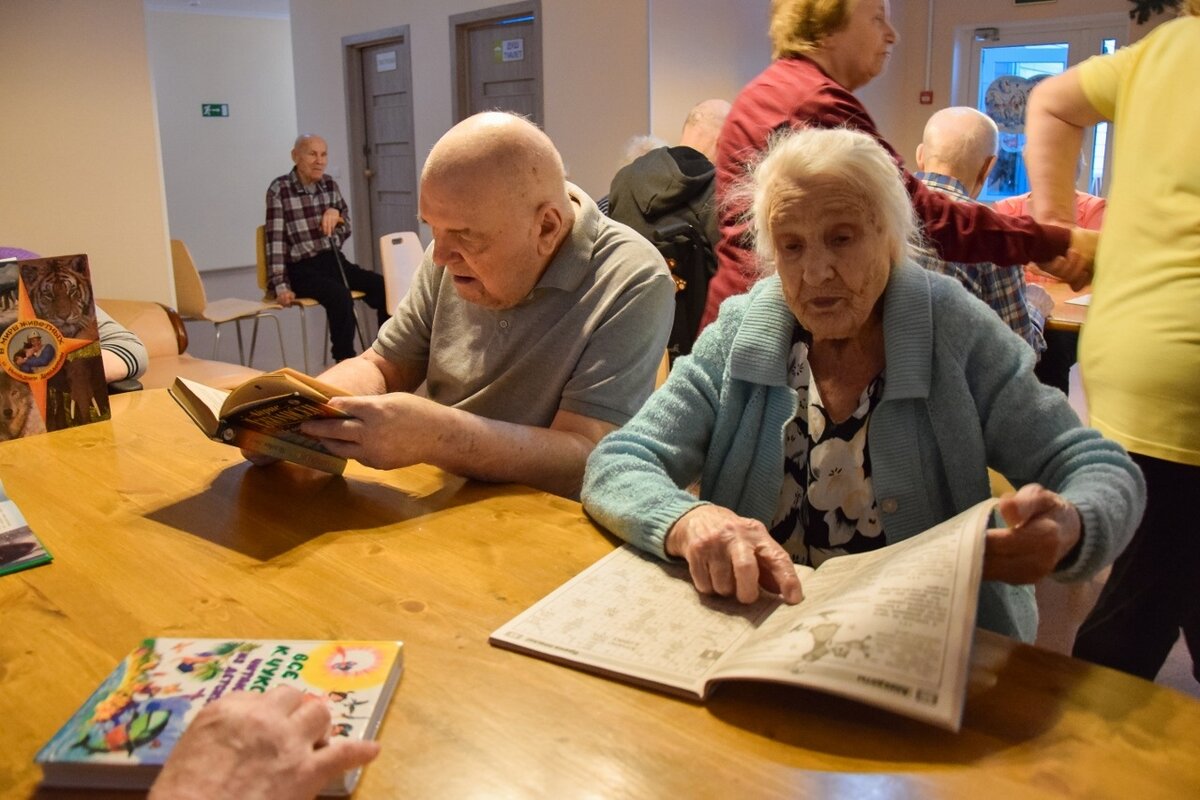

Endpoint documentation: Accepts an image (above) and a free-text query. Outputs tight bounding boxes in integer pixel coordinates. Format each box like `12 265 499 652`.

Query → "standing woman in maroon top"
702 0 1092 329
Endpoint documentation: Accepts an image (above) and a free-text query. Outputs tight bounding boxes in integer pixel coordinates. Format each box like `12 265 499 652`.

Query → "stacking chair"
379 231 424 311
255 226 369 374
171 239 285 367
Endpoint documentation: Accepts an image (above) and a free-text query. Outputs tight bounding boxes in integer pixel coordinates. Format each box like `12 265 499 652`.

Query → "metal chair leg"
234 320 246 365
247 312 287 369
249 317 261 366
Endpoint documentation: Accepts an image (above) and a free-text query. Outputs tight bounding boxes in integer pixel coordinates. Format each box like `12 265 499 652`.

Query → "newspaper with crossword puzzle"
491 499 995 731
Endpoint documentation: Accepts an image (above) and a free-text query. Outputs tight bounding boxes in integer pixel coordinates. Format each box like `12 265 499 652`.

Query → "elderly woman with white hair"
581 127 1144 643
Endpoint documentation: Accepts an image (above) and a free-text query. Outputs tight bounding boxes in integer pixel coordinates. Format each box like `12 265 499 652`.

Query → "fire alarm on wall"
919 90 934 105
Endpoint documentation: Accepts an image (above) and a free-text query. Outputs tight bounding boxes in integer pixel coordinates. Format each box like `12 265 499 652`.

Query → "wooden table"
1041 279 1091 332
2 391 1198 799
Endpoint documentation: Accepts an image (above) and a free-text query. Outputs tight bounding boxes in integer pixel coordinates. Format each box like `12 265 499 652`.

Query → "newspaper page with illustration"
491 500 993 731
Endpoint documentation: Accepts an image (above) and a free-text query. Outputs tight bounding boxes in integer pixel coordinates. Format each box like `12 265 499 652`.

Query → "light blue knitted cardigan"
582 262 1145 641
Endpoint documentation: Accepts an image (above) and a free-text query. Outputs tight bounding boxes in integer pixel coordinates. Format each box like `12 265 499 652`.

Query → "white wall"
647 0 772 144
0 0 173 302
145 10 298 271
286 0 651 266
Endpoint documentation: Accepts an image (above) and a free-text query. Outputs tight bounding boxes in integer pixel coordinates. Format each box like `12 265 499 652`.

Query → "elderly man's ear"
533 202 568 257
970 154 997 199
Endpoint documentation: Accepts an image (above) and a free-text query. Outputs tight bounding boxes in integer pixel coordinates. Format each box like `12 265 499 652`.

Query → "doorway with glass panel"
953 13 1126 204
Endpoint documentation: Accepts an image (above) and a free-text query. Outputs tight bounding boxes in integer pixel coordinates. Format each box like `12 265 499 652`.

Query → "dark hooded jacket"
607 145 718 359
606 146 718 249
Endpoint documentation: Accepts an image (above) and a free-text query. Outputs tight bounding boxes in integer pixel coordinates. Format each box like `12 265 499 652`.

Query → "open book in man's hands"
168 368 352 474
491 499 996 731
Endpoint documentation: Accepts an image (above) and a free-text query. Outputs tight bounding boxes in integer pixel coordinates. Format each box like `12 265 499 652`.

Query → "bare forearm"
1025 112 1084 226
318 350 421 395
101 350 129 383
1026 71 1106 226
307 390 611 497
419 405 597 498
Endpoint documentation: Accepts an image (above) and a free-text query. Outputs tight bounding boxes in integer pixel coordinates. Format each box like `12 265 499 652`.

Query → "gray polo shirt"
373 184 674 428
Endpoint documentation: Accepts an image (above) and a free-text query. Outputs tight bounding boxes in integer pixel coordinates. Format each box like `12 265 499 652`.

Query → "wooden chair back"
170 239 208 319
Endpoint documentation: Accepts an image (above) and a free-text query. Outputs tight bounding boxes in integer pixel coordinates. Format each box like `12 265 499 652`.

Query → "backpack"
652 221 716 363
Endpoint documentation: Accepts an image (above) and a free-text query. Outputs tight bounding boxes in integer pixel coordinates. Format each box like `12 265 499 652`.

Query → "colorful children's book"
168 369 352 474
0 254 110 439
36 638 404 795
0 478 52 577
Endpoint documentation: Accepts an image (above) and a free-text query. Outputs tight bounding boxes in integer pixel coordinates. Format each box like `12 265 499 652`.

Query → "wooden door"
359 38 418 266
452 2 543 125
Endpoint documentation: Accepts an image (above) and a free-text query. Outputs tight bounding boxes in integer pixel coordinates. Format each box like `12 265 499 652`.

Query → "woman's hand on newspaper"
666 504 803 605
984 483 1083 584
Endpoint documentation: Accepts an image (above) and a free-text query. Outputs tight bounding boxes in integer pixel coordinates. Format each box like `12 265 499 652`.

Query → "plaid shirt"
913 172 1045 354
264 168 351 294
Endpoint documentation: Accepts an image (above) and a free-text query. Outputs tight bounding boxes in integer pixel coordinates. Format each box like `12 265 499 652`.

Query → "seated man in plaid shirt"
913 107 1049 356
266 134 389 362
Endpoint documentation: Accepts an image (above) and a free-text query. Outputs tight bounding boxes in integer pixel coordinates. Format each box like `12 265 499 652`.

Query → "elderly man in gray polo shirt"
293 111 675 498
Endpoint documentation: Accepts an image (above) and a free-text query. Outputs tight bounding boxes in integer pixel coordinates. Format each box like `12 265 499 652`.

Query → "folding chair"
171 239 285 367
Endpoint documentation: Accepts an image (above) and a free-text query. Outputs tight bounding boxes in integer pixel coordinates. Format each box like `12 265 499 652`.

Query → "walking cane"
327 225 368 349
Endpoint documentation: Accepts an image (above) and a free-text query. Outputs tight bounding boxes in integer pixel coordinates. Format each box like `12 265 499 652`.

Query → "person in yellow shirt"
1025 3 1200 683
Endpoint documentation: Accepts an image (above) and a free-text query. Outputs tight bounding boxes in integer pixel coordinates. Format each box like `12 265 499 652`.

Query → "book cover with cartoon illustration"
35 638 404 795
0 254 109 440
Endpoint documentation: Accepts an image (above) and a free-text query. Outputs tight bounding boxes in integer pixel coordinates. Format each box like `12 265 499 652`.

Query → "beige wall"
542 0 651 196
647 0 772 144
0 0 172 302
146 11 297 272
883 0 1173 170
287 0 652 266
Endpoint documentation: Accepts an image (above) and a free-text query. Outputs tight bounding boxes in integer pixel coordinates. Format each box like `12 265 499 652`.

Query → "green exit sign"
201 103 229 117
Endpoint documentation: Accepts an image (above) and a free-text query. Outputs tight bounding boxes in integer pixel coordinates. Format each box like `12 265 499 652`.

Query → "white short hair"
730 126 920 275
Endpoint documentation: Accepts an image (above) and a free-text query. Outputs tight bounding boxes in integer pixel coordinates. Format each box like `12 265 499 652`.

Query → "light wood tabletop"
1 390 1198 799
1040 279 1092 332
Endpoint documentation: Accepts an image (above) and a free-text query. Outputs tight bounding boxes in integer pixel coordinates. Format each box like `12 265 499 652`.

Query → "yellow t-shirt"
1076 17 1200 465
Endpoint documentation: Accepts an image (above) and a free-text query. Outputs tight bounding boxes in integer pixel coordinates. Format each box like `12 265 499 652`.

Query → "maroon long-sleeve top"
702 56 1071 329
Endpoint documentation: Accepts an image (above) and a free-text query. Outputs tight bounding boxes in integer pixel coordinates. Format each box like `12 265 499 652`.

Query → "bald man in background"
913 106 1049 354
289 112 674 498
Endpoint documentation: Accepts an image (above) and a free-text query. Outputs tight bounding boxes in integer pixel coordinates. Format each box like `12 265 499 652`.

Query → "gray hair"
730 126 920 275
618 134 667 168
292 133 325 150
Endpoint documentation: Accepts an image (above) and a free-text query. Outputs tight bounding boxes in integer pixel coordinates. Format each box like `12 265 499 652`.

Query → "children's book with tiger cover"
35 638 404 796
0 254 110 440
168 369 353 474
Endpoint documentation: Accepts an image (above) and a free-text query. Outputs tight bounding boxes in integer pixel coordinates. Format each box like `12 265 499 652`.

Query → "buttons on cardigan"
499 319 510 330
881 498 898 514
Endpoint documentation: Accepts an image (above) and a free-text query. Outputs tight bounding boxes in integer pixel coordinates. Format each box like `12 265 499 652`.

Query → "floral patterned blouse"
769 325 887 566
